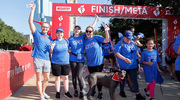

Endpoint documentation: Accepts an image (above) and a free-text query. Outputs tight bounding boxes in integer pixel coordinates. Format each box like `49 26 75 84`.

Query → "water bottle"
26 1 34 8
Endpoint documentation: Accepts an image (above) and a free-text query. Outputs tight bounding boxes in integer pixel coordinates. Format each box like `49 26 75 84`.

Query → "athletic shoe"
119 91 127 98
150 98 156 100
40 95 45 100
56 92 60 99
144 88 150 97
43 92 50 99
74 90 78 97
136 93 146 100
64 91 73 99
79 92 84 99
97 93 103 99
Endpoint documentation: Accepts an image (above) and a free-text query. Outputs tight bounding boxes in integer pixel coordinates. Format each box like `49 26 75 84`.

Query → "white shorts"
33 57 51 72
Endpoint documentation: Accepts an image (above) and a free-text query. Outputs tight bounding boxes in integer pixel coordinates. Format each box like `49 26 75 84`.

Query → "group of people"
28 1 180 100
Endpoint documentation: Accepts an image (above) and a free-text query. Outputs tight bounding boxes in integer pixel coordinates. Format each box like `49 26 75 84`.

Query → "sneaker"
97 93 103 99
64 91 73 99
79 92 84 99
74 90 78 97
136 93 146 100
91 90 96 97
144 88 150 97
150 98 156 100
56 92 60 99
43 92 50 99
119 91 127 98
40 95 45 100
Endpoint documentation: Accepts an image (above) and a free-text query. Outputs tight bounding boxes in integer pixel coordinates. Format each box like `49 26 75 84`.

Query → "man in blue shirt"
29 2 52 100
115 30 145 100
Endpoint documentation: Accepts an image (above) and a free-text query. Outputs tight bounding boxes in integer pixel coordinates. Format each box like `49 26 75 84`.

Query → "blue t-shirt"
102 44 111 56
51 38 69 65
84 35 105 66
140 49 161 82
31 30 52 60
68 34 85 62
109 44 116 55
115 40 138 70
173 34 180 71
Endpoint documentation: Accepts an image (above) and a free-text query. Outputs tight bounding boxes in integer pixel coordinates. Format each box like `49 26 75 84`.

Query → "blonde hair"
86 25 94 31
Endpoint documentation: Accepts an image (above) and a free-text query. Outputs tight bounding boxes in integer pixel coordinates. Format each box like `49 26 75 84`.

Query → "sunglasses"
86 30 92 33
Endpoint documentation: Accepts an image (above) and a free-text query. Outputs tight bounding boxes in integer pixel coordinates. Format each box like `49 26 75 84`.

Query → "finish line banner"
53 3 165 18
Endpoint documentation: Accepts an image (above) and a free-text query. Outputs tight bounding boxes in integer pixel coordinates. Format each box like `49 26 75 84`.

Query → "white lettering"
99 6 105 13
109 6 113 13
91 5 148 15
114 7 120 13
91 6 96 12
138 8 142 14
125 7 132 14
133 7 138 14
142 8 148 14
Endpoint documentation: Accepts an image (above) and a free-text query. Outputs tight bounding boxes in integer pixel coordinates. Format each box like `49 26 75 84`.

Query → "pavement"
6 68 180 100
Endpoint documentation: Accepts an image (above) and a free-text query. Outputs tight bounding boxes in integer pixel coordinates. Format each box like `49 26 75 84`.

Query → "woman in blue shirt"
84 25 109 99
50 28 72 99
173 33 180 82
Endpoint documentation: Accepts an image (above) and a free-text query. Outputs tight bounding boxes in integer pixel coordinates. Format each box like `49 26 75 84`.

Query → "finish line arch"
52 3 180 66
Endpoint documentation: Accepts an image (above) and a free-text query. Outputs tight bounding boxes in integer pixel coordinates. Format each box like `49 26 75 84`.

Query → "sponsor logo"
153 8 160 16
78 5 85 14
56 6 71 11
58 16 63 21
173 19 177 25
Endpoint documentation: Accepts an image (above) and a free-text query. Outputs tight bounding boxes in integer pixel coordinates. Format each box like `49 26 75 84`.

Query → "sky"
0 0 111 35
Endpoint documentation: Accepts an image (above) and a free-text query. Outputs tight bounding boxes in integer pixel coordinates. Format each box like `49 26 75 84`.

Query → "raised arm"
103 26 110 43
28 1 36 34
91 14 99 27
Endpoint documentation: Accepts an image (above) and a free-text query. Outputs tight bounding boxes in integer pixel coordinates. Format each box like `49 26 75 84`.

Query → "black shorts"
171 58 176 63
165 57 172 65
109 55 115 59
104 55 110 59
51 63 70 76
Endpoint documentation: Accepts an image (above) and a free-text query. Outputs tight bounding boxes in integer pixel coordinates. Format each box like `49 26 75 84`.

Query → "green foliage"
0 18 27 50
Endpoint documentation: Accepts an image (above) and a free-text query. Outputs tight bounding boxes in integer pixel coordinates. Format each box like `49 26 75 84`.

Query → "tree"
0 18 27 50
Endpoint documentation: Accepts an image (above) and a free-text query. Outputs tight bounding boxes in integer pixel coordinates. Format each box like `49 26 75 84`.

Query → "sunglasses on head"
86 30 92 33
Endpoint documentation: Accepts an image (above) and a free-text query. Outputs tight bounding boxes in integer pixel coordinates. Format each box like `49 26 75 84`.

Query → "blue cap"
74 25 81 30
137 32 144 38
124 30 133 39
132 36 137 40
56 28 64 33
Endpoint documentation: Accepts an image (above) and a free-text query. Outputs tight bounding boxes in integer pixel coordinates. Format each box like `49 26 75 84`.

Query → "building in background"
24 34 34 43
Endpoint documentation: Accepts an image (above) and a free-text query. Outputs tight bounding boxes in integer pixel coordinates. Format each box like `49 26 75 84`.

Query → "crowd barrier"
0 52 35 100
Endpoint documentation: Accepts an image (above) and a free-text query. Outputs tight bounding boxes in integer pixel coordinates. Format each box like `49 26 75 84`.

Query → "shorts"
104 55 110 59
165 57 172 65
171 58 176 63
51 63 70 76
33 57 51 72
109 55 115 59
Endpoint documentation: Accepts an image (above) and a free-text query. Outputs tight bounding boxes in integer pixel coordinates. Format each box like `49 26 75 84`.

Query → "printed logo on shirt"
72 39 83 45
85 42 94 50
56 43 68 49
42 35 49 40
148 56 157 62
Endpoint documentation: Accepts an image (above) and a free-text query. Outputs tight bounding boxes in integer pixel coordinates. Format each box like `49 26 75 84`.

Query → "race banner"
53 3 166 18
